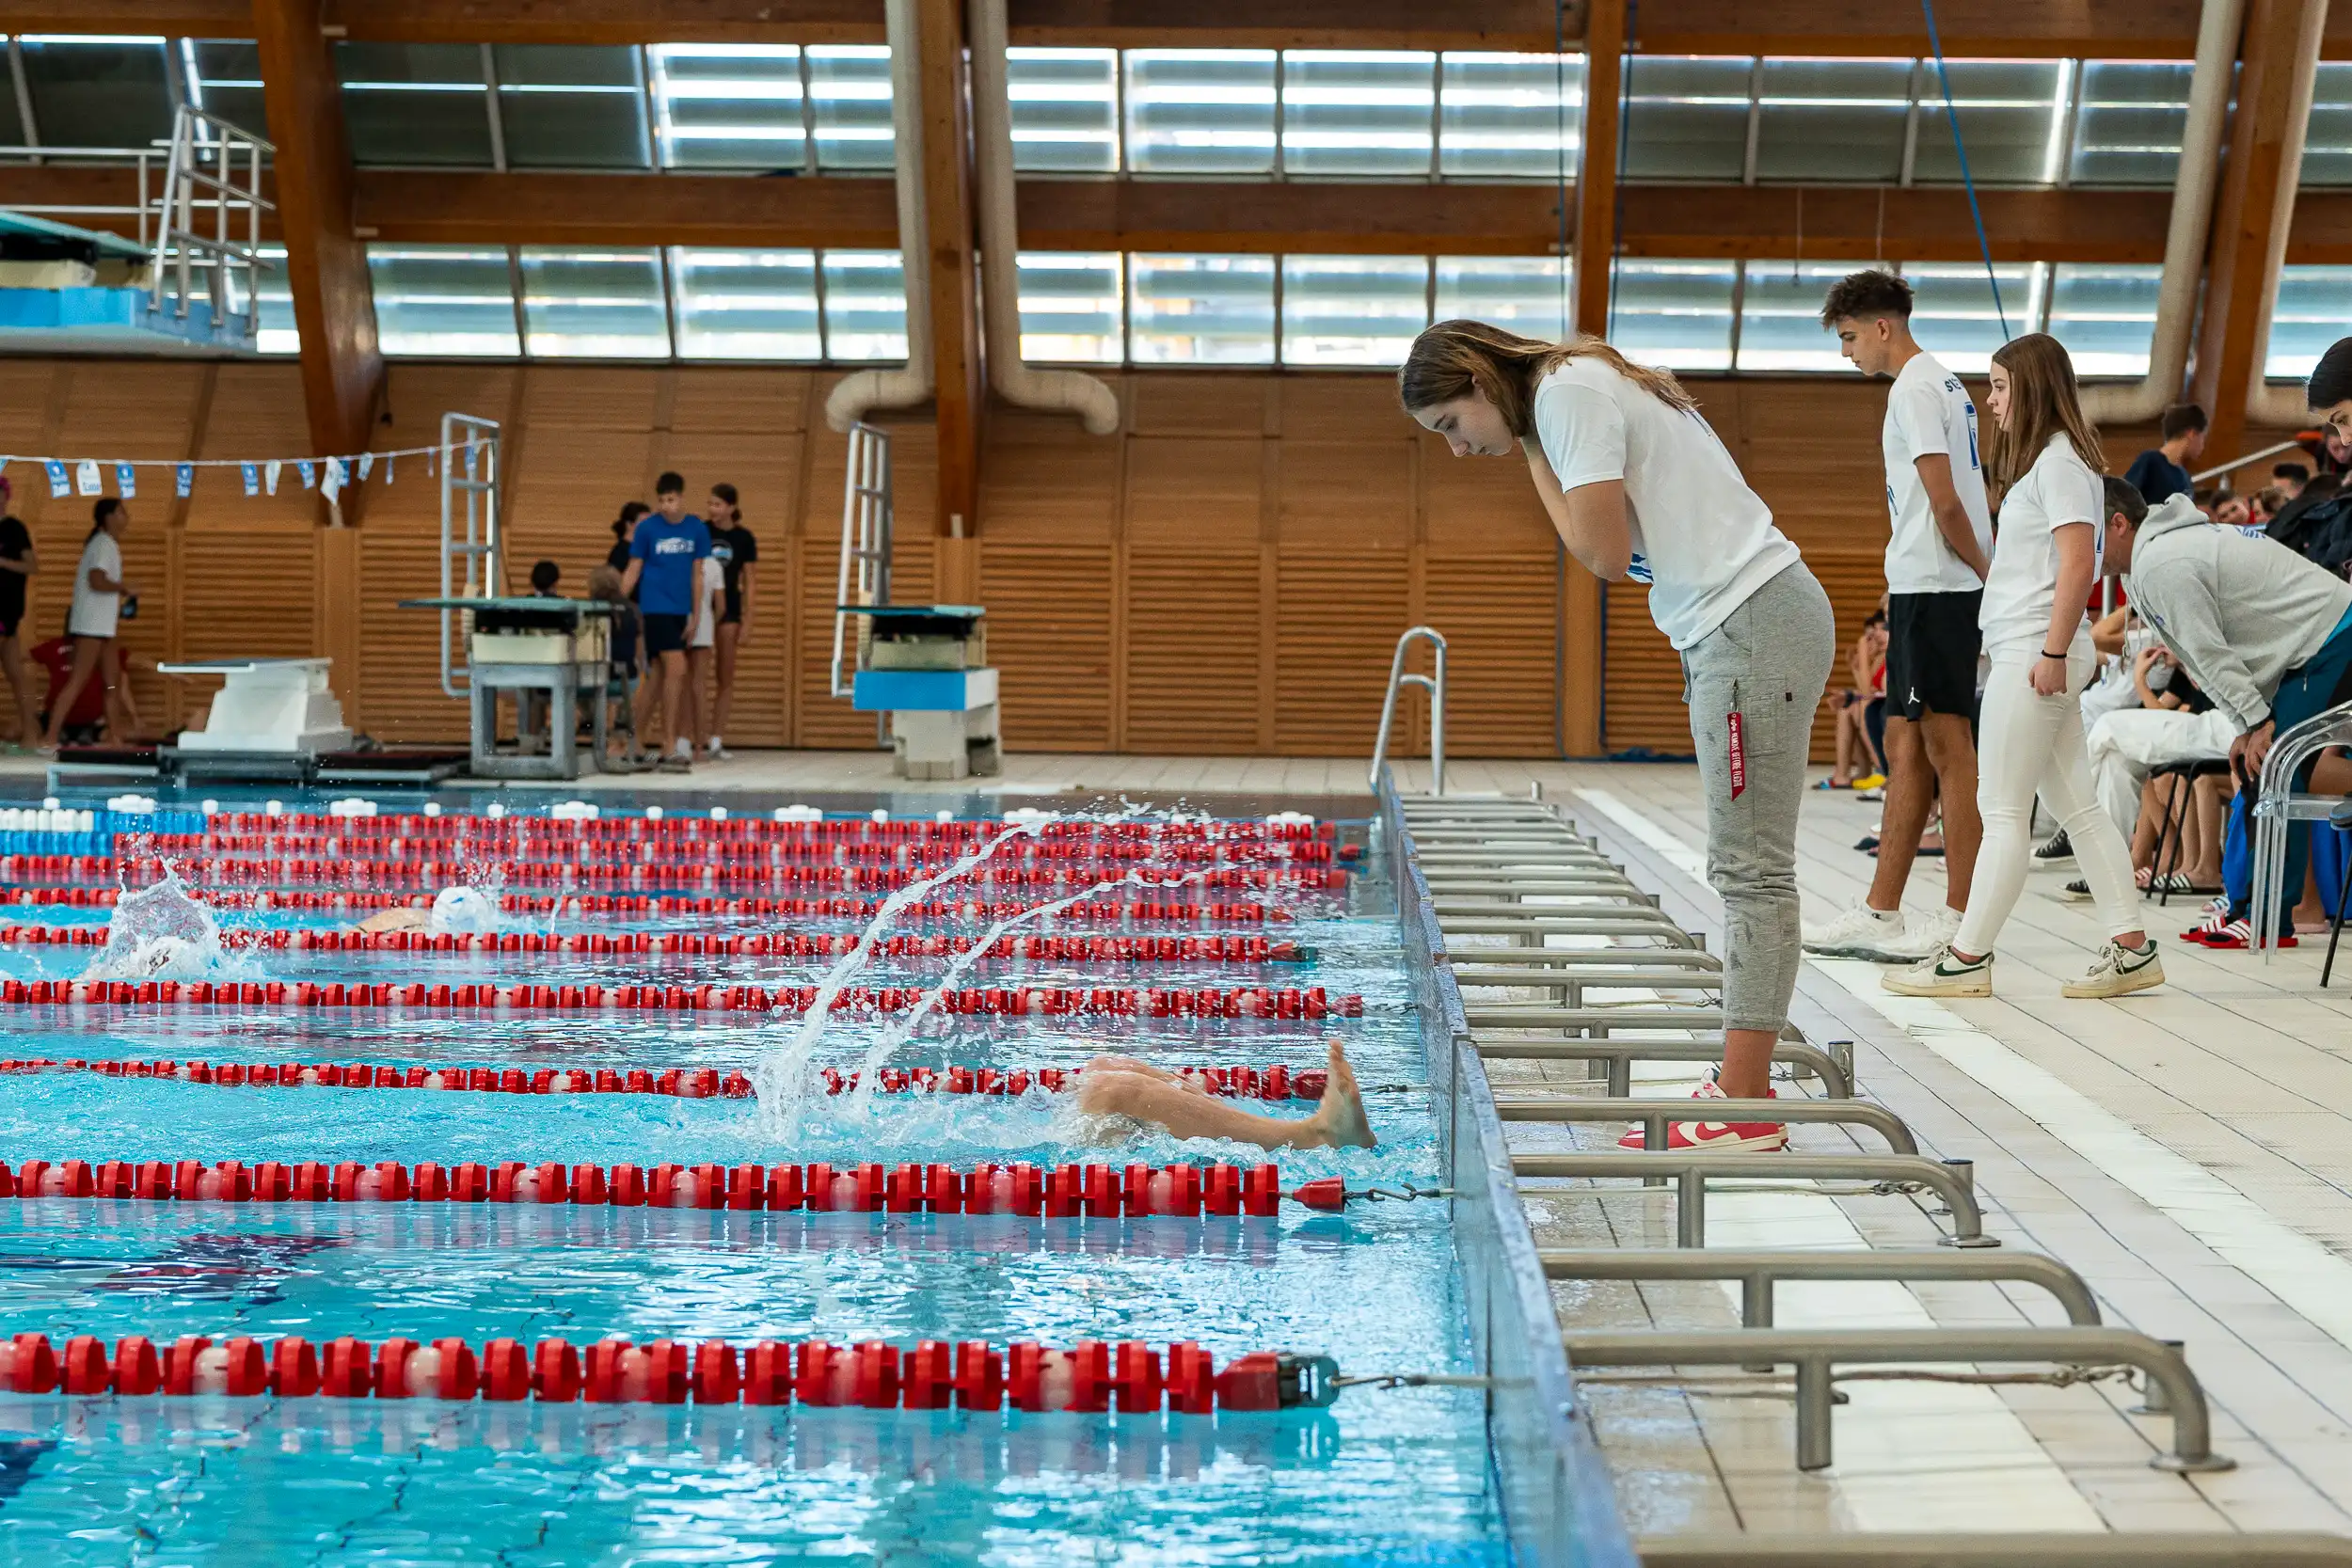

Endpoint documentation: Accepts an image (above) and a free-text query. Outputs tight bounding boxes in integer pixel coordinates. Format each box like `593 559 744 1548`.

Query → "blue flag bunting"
114 463 135 499
296 460 315 490
44 461 68 498
241 463 259 497
175 464 194 498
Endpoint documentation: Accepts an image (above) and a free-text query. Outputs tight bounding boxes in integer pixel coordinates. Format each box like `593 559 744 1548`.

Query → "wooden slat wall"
13 357 2161 763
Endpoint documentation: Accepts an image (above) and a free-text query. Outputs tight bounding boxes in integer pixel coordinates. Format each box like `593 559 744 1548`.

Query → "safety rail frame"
1537 1247 2101 1329
1492 1097 1915 1156
1512 1151 1993 1248
1371 626 1447 794
437 412 502 699
1474 1038 1851 1100
830 420 894 700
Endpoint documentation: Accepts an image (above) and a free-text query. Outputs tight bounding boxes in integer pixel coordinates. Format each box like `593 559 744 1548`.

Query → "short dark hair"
2275 461 2312 481
655 471 685 496
2159 403 2208 439
2105 475 2148 529
529 559 560 592
1819 269 1914 328
2308 337 2352 410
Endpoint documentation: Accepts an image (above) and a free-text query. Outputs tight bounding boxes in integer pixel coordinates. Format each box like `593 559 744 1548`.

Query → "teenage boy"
1803 270 1992 961
2122 404 2206 507
619 471 709 773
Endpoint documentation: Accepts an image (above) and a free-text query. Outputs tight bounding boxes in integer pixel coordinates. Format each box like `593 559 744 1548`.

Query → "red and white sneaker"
1616 1075 1787 1153
2190 918 2297 950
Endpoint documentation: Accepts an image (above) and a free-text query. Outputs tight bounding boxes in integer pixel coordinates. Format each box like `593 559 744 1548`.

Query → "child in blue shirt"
619 471 710 772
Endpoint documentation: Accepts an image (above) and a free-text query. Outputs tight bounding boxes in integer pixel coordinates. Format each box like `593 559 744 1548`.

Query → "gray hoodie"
2125 494 2352 732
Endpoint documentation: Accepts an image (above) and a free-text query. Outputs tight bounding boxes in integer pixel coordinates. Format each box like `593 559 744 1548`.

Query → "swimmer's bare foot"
1306 1038 1375 1149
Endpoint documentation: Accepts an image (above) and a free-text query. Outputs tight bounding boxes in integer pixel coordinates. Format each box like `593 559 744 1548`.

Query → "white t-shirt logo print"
1881 351 1994 596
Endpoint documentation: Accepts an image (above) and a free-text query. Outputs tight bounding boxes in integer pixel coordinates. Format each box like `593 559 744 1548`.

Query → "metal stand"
468 660 606 781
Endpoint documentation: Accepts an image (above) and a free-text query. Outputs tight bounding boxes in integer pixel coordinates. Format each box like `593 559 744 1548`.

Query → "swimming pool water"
0 798 1510 1565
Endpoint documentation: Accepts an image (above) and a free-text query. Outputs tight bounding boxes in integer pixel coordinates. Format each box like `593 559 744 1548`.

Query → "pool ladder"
1370 626 1447 795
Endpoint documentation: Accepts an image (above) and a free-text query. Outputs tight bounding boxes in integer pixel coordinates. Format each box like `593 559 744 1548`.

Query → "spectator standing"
619 471 710 773
39 499 136 753
1401 320 1834 1154
607 500 649 575
705 483 757 760
2122 404 2207 507
1884 334 2160 1000
1803 271 1992 962
685 547 722 761
0 476 40 748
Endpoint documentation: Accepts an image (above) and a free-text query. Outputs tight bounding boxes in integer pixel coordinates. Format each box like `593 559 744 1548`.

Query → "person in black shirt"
607 500 649 577
2121 403 2205 507
705 482 757 760
0 475 39 748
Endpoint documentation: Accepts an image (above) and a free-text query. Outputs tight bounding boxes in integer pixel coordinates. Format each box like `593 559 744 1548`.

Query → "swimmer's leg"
1075 1040 1374 1151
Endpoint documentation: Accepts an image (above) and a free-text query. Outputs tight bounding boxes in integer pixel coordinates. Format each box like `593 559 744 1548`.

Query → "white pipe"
2080 0 2243 425
824 0 934 434
2242 0 2331 428
968 0 1120 435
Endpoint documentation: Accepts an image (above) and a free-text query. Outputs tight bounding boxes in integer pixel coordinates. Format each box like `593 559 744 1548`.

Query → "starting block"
845 605 1001 781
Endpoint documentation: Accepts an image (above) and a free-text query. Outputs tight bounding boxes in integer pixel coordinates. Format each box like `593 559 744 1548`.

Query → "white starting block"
846 605 1001 781
159 658 352 754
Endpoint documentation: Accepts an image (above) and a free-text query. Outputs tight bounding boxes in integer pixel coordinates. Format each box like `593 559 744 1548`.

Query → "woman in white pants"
1886 333 2161 1000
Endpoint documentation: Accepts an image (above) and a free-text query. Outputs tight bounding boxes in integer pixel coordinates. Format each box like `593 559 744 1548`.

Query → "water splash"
751 822 1041 1136
82 868 244 982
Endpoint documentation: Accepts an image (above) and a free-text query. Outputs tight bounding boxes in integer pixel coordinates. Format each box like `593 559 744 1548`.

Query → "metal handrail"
1560 1326 2231 1473
1512 1151 1994 1247
1538 1246 2102 1327
1492 1096 1915 1154
2192 435 2313 486
1474 1038 1851 1099
1371 626 1447 794
831 420 893 699
437 413 502 699
2250 696 2352 953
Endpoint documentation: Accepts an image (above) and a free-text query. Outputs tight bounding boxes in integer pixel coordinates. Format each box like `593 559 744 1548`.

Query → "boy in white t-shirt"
1803 270 1994 964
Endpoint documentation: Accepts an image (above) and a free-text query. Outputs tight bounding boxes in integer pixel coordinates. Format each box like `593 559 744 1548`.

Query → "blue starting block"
841 605 1001 781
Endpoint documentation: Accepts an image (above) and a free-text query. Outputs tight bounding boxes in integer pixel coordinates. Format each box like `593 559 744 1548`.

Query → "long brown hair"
1397 319 1699 435
1984 332 2105 509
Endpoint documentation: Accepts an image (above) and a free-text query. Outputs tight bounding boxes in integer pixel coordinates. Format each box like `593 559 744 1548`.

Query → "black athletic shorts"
643 612 689 657
1884 590 1982 721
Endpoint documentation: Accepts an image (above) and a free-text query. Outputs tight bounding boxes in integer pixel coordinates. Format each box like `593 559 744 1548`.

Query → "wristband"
2041 648 2068 659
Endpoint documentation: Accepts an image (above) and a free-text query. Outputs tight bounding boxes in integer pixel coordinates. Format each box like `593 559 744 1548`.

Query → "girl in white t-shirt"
1885 333 2160 1001
1401 321 1835 1154
683 553 723 760
40 498 135 752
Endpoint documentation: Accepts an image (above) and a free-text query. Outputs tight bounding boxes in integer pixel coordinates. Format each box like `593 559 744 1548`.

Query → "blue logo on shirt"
1626 552 1654 585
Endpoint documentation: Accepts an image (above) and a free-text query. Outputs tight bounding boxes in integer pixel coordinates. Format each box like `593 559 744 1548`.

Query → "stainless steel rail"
1493 1097 1915 1154
1468 1006 1727 1033
1371 626 1447 794
1475 1038 1851 1099
1538 1247 2100 1327
1512 1151 1994 1247
1560 1326 2231 1473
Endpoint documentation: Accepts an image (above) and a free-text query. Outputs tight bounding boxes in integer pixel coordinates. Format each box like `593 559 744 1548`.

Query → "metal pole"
1676 1167 1705 1246
1794 1356 1836 1469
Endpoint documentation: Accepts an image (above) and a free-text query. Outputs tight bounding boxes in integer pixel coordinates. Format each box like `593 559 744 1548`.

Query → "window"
2068 60 2189 186
1435 256 1568 341
648 43 803 171
1015 252 1122 362
180 40 268 143
2046 263 2161 377
1905 261 2041 372
2305 64 2352 187
1622 55 1751 181
1281 51 1434 177
1755 57 1910 182
1008 48 1119 173
517 247 669 357
1124 50 1276 175
335 42 493 167
1129 253 1275 363
367 245 519 356
1609 260 1738 371
2267 267 2352 381
669 248 820 360
808 45 894 170
15 35 173 150
1734 261 1857 372
821 250 910 359
494 44 647 170
230 243 298 356
1912 58 2070 185
1281 254 1428 364
1439 53 1581 179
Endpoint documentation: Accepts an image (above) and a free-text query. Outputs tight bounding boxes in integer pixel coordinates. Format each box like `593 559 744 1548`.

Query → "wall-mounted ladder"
437 412 502 699
831 421 895 699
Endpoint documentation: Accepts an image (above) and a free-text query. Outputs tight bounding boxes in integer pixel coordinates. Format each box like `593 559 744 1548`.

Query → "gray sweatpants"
1680 562 1836 1034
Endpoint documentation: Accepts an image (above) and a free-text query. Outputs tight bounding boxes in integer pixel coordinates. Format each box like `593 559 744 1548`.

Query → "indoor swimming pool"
0 791 1519 1565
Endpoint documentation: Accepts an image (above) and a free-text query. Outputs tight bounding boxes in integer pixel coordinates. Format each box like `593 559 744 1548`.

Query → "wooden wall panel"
1123 436 1260 548
1420 438 1557 551
979 542 1113 750
1126 373 1263 437
794 533 936 749
1602 582 1687 756
980 408 1123 543
1124 546 1261 753
356 528 458 742
1273 546 1410 754
175 529 320 726
1422 549 1560 754
1279 441 1413 550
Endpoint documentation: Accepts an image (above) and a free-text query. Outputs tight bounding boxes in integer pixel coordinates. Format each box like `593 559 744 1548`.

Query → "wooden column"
1572 0 1625 339
2191 0 2325 457
917 0 982 537
253 0 384 502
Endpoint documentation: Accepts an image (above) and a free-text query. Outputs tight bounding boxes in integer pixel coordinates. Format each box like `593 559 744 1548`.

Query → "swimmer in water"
1074 1037 1375 1150
352 886 496 937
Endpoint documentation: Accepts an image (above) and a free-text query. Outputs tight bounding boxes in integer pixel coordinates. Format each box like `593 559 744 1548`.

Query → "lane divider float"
0 1331 1340 1411
5 889 1297 925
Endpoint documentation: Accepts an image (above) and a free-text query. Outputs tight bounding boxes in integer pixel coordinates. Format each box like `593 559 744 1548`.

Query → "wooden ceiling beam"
1574 0 1625 336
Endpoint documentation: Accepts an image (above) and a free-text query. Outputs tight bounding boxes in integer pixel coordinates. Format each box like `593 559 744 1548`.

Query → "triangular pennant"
114 462 135 499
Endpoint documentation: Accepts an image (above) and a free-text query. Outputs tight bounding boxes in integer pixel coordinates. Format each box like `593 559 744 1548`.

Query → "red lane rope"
1 1057 1329 1102
0 1330 1337 1412
2 889 1297 924
0 978 1365 1020
0 925 1315 965
0 1156 1343 1214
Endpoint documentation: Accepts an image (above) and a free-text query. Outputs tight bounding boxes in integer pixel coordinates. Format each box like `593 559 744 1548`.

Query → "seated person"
1075 1038 1374 1151
516 561 564 754
1820 610 1887 790
2082 641 2233 864
587 564 641 768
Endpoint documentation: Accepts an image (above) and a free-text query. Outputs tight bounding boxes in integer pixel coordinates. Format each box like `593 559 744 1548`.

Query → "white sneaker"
2061 940 2165 999
1883 945 1994 997
1802 900 1910 960
706 738 733 760
1884 904 1961 959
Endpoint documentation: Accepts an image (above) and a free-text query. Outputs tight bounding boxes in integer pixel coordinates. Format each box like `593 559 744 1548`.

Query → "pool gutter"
1378 777 1640 1568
